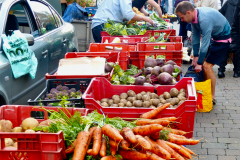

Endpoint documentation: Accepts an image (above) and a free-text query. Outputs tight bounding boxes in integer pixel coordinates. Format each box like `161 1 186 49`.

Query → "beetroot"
144 67 153 76
151 66 161 76
156 58 165 67
165 60 176 66
144 57 157 68
161 64 174 75
105 63 113 72
134 76 146 85
158 72 173 85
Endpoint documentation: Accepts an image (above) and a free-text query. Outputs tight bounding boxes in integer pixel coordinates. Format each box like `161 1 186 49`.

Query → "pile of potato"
98 88 186 108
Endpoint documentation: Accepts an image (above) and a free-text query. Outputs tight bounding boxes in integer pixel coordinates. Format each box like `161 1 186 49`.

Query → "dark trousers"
179 20 188 41
219 49 240 72
92 24 104 43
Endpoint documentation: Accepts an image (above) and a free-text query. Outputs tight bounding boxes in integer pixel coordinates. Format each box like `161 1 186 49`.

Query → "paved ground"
181 63 240 160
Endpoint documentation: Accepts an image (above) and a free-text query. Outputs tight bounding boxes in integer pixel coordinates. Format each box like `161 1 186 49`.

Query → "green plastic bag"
2 30 38 79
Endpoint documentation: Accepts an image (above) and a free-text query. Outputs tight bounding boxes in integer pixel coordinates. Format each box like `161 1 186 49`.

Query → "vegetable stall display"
0 104 201 160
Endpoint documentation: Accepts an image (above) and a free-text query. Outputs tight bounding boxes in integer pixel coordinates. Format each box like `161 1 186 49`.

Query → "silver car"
0 0 78 105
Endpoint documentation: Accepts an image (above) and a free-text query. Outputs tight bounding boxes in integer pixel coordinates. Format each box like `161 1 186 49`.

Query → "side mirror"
23 33 34 46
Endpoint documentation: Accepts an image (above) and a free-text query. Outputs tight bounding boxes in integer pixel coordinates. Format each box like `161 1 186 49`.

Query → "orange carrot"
100 156 117 160
120 127 137 144
164 141 192 159
110 147 117 156
72 131 92 160
109 138 119 149
163 127 187 135
133 124 163 136
156 139 185 160
100 136 107 157
136 119 171 126
102 124 123 142
170 133 187 139
180 145 196 155
65 140 77 154
140 103 170 119
159 117 178 121
146 151 165 160
119 149 149 160
87 127 102 155
120 139 130 150
134 135 152 151
167 133 200 145
144 136 171 160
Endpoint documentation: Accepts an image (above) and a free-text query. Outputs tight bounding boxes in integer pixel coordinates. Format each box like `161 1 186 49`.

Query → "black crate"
28 78 92 107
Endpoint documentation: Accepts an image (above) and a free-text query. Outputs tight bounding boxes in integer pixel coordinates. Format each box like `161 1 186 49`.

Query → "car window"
29 1 57 35
50 7 63 27
6 2 40 38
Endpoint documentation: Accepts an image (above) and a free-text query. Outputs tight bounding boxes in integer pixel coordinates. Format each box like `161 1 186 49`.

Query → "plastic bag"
2 30 38 79
195 79 213 112
184 66 204 82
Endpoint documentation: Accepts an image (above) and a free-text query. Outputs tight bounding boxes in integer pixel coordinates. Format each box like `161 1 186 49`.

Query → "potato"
146 92 152 96
163 92 171 99
170 88 179 97
127 97 136 103
112 95 120 100
12 127 22 133
111 104 119 107
120 93 128 99
101 98 109 103
178 92 186 97
136 93 142 100
166 98 176 106
113 97 120 104
39 119 55 126
21 118 39 131
127 90 136 97
178 100 184 106
178 94 186 101
126 101 133 107
169 105 174 108
101 102 109 107
108 99 114 106
159 94 164 99
133 100 143 107
118 103 125 107
150 93 159 99
0 120 13 132
180 89 186 93
173 98 180 105
5 138 13 147
150 99 160 106
149 105 156 108
120 99 127 105
141 91 146 95
96 100 101 104
142 95 150 102
160 98 167 104
143 101 151 108
25 129 35 133
173 105 178 108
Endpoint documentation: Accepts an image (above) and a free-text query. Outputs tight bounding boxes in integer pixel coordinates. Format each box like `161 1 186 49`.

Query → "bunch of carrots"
66 103 201 160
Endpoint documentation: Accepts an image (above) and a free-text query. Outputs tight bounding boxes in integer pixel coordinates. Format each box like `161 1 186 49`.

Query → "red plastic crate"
45 52 119 80
141 36 182 43
82 77 197 138
0 105 89 160
101 36 142 45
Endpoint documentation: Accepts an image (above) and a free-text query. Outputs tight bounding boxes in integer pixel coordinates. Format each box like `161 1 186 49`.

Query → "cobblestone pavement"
181 63 240 160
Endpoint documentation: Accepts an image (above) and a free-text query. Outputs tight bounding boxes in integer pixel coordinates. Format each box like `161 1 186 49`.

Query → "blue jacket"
161 0 176 14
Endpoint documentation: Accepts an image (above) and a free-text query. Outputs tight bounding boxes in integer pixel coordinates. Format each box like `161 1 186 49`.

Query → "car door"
1 0 49 104
29 0 68 74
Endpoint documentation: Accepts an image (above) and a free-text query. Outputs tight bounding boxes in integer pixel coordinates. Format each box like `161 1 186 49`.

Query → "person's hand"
191 57 198 67
194 64 202 73
144 17 154 25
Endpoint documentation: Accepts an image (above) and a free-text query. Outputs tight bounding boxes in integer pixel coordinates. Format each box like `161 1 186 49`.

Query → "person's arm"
191 24 201 62
230 3 240 51
131 14 154 25
147 0 163 18
140 7 150 16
